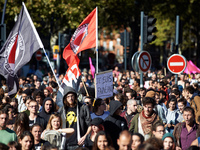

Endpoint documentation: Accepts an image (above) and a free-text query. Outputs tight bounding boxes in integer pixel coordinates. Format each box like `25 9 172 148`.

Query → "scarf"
139 110 158 135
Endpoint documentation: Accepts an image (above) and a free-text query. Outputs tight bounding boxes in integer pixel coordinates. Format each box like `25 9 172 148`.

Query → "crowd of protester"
1 65 200 150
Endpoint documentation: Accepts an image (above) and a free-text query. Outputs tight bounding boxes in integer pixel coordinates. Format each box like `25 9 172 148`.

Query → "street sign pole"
175 15 179 84
140 11 144 88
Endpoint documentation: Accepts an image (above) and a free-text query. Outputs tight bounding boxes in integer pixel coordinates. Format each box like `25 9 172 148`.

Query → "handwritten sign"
95 70 113 99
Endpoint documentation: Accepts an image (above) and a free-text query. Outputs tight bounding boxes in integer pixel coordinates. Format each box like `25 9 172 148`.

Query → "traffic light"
143 15 157 43
0 24 6 48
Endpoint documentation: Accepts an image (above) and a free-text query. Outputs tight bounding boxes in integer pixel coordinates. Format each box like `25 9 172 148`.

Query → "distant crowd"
0 65 200 150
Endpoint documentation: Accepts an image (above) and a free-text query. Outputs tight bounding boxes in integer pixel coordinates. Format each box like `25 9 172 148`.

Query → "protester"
165 97 179 133
152 121 165 139
33 90 45 113
38 97 55 123
91 98 109 120
117 130 131 150
23 96 33 116
120 99 138 128
18 89 31 112
19 131 35 150
144 137 163 150
13 112 30 138
125 89 137 100
138 88 146 104
177 98 187 123
173 107 200 150
145 90 167 124
44 88 51 98
31 123 50 150
0 143 9 150
92 131 114 150
185 85 200 122
84 96 94 113
3 104 15 129
28 100 47 129
104 100 128 149
9 97 18 111
42 113 74 149
7 141 21 150
129 97 162 140
85 118 104 150
162 133 175 150
0 109 17 145
131 133 144 150
58 86 91 149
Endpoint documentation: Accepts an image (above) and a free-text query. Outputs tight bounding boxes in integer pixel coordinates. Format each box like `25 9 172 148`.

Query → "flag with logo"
61 8 96 92
0 2 44 96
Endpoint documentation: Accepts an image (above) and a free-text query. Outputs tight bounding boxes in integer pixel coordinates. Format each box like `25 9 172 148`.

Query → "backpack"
44 130 62 148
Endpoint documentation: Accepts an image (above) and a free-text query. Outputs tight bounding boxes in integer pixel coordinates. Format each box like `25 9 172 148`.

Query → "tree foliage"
1 0 200 55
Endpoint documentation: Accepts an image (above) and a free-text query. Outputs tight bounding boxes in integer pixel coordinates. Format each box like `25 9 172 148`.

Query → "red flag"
61 8 96 92
63 8 96 66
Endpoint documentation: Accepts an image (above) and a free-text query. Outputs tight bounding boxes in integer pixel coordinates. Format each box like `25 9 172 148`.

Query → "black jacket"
104 100 128 149
58 86 91 137
36 115 47 130
39 97 55 122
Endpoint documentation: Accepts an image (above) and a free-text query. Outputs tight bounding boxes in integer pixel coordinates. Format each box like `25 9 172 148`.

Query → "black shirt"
35 139 50 150
65 107 78 145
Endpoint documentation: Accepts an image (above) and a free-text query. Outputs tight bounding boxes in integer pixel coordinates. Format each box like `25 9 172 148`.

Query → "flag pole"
96 7 98 74
42 47 61 88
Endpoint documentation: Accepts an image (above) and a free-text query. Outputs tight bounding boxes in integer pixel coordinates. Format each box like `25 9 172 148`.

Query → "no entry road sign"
36 50 42 61
167 54 187 74
137 51 152 73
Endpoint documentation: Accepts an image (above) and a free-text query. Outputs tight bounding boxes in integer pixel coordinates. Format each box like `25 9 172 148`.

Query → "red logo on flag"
62 8 96 86
70 24 89 54
4 33 25 76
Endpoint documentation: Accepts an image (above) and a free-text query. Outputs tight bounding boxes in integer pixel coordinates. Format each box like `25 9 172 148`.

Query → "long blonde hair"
46 113 62 130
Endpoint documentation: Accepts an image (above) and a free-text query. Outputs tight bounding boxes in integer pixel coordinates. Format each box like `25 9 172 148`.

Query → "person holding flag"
61 7 97 92
59 8 97 149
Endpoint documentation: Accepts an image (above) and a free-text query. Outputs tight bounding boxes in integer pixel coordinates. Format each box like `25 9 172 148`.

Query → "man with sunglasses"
28 100 47 130
84 96 94 113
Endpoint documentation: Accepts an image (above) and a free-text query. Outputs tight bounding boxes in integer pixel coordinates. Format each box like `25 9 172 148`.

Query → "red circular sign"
167 54 187 74
36 50 42 61
137 51 152 73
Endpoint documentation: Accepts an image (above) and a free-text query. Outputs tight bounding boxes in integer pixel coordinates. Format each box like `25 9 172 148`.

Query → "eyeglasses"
85 102 90 105
29 105 38 108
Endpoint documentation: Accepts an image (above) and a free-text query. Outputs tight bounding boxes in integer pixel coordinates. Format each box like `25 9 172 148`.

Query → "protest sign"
95 70 113 99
